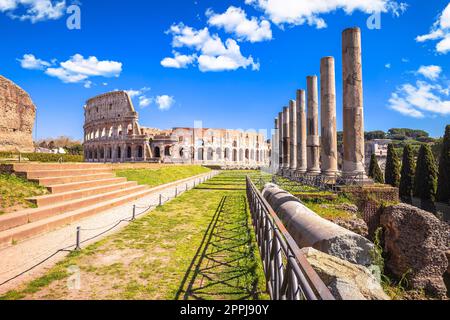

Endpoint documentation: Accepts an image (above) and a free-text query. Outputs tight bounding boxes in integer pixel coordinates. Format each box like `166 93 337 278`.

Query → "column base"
306 170 321 176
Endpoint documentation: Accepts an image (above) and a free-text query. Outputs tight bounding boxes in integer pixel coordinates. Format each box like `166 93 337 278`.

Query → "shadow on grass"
175 196 262 300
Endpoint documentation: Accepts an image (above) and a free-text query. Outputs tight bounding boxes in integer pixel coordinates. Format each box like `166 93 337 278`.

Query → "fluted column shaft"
278 111 284 170
296 90 307 174
342 27 367 177
283 106 290 169
321 57 339 176
289 100 297 171
307 76 321 175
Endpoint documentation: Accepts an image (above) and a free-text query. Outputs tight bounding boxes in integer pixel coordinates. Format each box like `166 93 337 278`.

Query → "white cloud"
417 65 442 81
45 54 122 83
1 0 66 23
388 80 450 118
19 53 123 87
164 23 259 72
206 6 272 43
244 0 406 28
416 3 450 54
17 53 51 70
161 52 196 69
385 63 391 69
155 95 175 111
125 87 150 99
138 95 152 108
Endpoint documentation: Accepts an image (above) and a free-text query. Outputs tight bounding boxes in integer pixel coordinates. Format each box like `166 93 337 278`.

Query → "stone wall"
0 76 36 153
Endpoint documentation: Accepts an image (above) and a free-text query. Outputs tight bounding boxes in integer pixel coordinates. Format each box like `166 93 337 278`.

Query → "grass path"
0 171 268 300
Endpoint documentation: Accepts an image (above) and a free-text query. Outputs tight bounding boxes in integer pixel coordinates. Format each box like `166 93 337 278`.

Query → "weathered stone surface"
330 216 369 239
301 247 390 300
296 89 307 174
278 111 284 169
342 28 367 178
306 76 320 175
283 106 290 169
380 203 450 298
320 57 338 176
0 75 35 153
289 100 297 171
262 183 374 266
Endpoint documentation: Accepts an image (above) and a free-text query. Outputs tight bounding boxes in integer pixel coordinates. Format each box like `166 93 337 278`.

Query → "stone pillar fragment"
273 117 280 172
342 27 367 178
278 111 284 170
320 57 339 176
289 100 297 171
307 76 321 175
296 90 307 174
283 107 290 169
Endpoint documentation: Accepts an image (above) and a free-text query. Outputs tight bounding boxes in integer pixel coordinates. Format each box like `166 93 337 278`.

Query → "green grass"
115 165 211 188
0 174 48 215
1 171 268 300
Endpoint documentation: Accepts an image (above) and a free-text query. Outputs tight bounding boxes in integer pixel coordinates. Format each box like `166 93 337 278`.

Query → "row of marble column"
274 27 367 178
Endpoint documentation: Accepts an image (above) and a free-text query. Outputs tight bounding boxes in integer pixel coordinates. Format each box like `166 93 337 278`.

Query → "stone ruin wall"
0 76 36 153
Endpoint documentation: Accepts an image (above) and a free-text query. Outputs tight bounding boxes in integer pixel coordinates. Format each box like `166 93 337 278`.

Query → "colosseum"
83 91 271 167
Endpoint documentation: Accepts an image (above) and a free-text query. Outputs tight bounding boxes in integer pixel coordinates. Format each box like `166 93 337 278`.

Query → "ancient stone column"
296 89 307 174
289 100 297 172
283 106 290 170
278 111 284 170
342 27 367 178
307 76 321 175
274 117 280 172
320 57 339 177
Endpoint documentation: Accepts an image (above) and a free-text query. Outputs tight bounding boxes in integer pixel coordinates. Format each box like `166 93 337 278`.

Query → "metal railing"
246 176 335 300
279 171 367 191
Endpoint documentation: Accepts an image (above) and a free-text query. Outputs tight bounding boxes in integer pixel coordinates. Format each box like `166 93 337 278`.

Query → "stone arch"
109 127 113 137
224 148 231 160
165 146 171 156
239 149 244 162
207 148 214 161
117 146 122 160
127 124 133 135
251 149 255 161
198 148 204 161
233 149 238 162
154 146 161 158
118 125 123 136
137 146 143 158
127 146 132 159
216 148 222 160
245 149 250 160
101 128 106 137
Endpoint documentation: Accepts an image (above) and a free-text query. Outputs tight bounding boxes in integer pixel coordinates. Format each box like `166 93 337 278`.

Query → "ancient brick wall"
0 76 36 153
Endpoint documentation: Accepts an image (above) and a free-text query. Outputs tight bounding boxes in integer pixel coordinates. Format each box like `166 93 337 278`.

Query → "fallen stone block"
381 203 450 299
301 247 390 300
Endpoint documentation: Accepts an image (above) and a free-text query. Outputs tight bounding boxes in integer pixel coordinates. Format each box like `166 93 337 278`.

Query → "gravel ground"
0 171 219 295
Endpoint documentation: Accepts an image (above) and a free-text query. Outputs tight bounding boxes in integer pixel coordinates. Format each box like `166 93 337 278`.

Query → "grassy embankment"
115 165 211 188
0 174 48 215
1 171 268 300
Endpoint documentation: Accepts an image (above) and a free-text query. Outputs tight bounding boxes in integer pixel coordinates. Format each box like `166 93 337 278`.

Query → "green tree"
385 144 401 187
369 154 384 184
437 125 450 203
399 145 416 203
414 145 438 202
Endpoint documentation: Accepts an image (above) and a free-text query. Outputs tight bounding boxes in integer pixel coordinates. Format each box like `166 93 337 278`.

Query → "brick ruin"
0 75 36 153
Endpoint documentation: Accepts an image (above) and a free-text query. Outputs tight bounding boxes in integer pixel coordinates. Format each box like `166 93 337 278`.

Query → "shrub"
0 152 84 163
369 153 384 184
399 145 416 202
414 145 438 202
385 144 401 188
437 125 450 203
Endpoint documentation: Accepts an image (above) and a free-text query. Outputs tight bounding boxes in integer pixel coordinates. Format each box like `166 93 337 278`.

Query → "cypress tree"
399 145 416 203
414 144 438 202
437 125 450 203
385 144 401 187
369 153 384 184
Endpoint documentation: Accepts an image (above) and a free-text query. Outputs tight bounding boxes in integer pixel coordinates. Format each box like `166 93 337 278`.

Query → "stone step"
34 173 116 186
28 181 139 207
47 177 128 194
0 187 159 249
0 185 148 233
22 168 113 179
12 163 113 171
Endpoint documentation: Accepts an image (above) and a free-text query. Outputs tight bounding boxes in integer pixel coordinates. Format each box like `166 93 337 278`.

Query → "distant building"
365 139 392 171
83 91 270 167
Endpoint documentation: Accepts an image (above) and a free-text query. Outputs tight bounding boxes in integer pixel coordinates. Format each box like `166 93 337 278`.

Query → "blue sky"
1 0 449 140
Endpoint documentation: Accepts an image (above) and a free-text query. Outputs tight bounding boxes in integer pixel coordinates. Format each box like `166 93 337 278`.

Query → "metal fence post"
175 187 178 198
132 204 136 221
76 227 81 251
159 194 162 206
